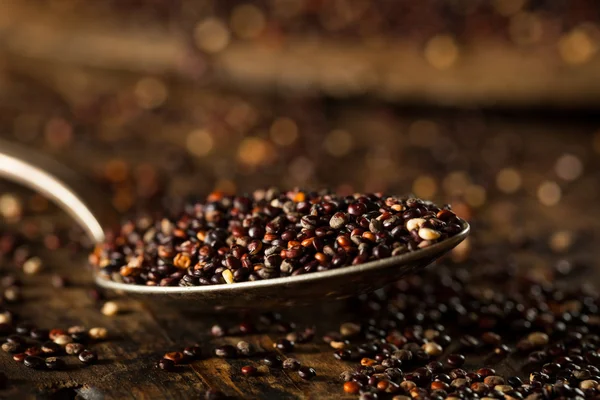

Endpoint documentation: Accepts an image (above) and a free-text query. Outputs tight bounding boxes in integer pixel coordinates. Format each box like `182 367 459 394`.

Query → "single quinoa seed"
157 358 175 371
241 365 257 376
23 356 45 370
298 366 316 380
282 358 301 371
78 349 98 364
101 301 120 316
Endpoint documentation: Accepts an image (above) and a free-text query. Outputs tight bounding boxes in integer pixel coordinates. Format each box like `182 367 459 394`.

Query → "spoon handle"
0 138 107 243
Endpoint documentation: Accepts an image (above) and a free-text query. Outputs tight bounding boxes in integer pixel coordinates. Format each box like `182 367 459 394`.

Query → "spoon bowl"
95 221 468 310
0 139 469 310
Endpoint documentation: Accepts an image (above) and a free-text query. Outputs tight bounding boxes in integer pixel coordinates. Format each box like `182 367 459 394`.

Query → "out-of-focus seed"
241 365 257 376
274 339 294 353
344 381 360 394
283 358 301 371
54 335 73 346
446 353 465 367
78 349 98 364
2 342 21 353
66 343 85 355
24 356 46 370
211 324 226 337
23 257 42 275
164 352 185 364
527 332 549 347
214 345 237 358
89 327 108 340
41 341 61 355
101 301 120 316
45 357 66 370
484 376 504 386
236 341 255 356
298 366 316 380
183 346 202 360
157 358 176 371
423 342 443 356
579 379 598 390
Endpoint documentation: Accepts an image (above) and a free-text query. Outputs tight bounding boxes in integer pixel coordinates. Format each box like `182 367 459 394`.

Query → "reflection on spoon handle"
0 138 106 243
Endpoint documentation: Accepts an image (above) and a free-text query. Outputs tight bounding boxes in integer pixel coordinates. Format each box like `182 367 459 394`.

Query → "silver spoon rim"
94 220 469 295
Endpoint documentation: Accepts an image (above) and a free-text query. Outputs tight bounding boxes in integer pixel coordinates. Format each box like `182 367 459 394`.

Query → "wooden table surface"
1 114 600 399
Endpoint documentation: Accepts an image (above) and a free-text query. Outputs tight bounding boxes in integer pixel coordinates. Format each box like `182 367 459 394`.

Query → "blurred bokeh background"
1 0 600 244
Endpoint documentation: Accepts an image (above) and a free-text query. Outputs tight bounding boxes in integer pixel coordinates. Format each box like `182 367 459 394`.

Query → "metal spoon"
0 139 469 309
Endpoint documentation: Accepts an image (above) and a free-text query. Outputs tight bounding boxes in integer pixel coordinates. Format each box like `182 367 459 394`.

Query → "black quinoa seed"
78 349 98 364
23 356 45 370
45 357 66 370
214 345 237 358
41 341 62 356
183 346 203 360
274 339 295 353
261 353 282 368
157 358 176 371
298 366 317 380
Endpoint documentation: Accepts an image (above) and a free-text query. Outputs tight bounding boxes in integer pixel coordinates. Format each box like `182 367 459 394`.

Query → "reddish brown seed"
361 358 377 366
436 209 455 220
343 381 360 394
314 252 328 264
25 347 42 357
301 238 315 247
431 381 450 391
362 232 376 242
484 375 505 386
164 352 185 364
471 382 490 394
13 353 26 362
49 329 67 340
241 365 257 376
481 332 502 346
376 380 390 391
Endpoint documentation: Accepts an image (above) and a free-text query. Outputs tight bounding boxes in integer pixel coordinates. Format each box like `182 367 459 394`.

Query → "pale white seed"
222 269 234 284
101 301 120 316
330 340 347 350
422 342 443 356
340 322 361 337
406 218 426 232
54 334 73 346
424 329 439 340
418 240 432 249
495 385 513 393
390 204 404 212
418 227 441 241
89 327 108 340
0 311 12 324
527 331 549 346
580 380 598 390
23 257 42 275
68 325 86 334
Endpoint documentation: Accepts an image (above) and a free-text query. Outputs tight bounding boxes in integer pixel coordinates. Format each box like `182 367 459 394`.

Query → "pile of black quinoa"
90 189 464 287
